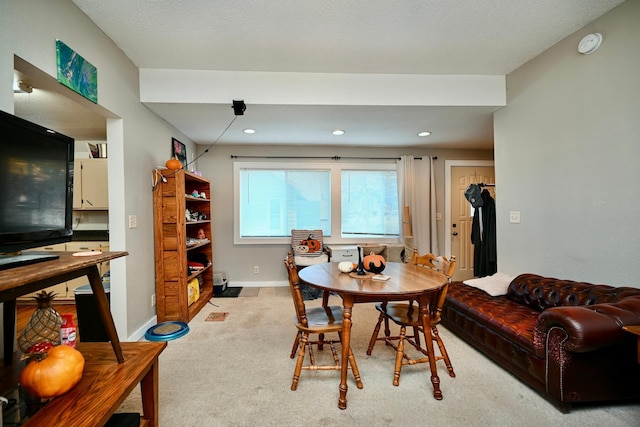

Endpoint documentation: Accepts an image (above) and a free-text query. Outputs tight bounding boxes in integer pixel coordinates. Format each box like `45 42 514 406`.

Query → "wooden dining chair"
366 248 457 386
284 253 363 391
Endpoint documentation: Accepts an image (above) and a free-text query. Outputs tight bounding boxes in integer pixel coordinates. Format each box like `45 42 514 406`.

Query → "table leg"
419 295 443 400
87 266 125 363
339 295 354 410
140 356 160 427
3 299 16 365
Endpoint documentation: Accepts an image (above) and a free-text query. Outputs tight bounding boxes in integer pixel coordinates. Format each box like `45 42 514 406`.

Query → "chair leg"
432 326 455 377
383 316 391 343
393 326 407 386
412 326 421 348
290 332 300 359
347 346 364 389
366 312 385 355
318 292 329 351
292 332 309 391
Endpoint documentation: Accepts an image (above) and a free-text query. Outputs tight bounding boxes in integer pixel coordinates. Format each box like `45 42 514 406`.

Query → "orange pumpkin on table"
299 234 321 252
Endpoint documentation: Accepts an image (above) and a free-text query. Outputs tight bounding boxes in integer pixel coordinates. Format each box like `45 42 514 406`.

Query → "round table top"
298 262 447 299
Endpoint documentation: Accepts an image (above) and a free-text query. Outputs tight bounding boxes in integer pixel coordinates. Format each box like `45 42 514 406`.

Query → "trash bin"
74 281 110 342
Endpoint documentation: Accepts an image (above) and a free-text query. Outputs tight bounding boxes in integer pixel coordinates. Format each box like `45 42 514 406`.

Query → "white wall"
0 0 196 345
494 0 639 286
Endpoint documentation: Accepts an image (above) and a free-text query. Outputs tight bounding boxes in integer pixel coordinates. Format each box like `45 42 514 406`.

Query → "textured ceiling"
73 0 623 75
16 1 625 148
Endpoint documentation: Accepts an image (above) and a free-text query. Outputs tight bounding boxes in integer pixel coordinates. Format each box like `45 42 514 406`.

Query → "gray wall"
0 0 196 342
494 0 639 286
198 144 493 284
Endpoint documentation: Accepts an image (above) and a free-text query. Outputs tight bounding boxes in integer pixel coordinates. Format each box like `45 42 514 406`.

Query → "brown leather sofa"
442 273 640 412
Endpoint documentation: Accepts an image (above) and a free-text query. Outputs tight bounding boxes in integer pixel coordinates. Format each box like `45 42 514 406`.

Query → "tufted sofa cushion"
506 273 640 311
444 281 539 352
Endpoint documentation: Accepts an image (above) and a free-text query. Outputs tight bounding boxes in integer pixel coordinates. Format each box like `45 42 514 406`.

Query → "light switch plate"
509 211 521 224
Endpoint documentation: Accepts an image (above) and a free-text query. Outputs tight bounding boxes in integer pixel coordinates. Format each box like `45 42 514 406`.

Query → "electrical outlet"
253 265 260 274
128 215 137 229
151 294 156 307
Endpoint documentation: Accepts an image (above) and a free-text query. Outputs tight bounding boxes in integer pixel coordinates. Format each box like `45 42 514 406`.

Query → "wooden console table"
22 342 166 427
1 251 167 426
1 251 127 365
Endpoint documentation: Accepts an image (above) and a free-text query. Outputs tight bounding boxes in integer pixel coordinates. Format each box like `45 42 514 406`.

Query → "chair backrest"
410 248 457 278
284 252 308 327
291 229 324 257
410 248 457 322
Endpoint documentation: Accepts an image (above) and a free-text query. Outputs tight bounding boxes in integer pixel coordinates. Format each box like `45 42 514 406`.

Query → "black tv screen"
0 109 74 269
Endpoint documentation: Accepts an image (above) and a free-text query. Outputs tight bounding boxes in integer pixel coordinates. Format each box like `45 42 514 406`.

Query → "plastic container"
60 313 77 348
73 281 110 342
214 271 228 295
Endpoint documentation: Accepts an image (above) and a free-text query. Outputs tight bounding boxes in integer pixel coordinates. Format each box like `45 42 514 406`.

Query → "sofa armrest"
534 296 640 354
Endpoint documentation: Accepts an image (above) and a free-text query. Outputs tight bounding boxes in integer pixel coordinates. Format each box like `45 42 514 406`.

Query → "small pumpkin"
338 261 354 273
165 157 182 170
19 345 85 399
363 251 386 273
300 234 321 252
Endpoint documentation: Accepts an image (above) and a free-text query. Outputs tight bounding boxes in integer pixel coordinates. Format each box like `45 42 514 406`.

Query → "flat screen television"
0 109 74 270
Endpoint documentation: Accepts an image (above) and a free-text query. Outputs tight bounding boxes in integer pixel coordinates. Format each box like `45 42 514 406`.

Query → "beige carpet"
118 287 639 426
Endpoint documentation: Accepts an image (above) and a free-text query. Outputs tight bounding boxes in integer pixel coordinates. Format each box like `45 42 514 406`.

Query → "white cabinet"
65 242 110 297
24 244 68 298
21 242 110 301
73 159 109 210
326 245 359 262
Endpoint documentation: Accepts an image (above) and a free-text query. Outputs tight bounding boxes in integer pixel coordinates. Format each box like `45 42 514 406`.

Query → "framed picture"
56 40 98 103
172 138 187 167
87 143 107 158
87 143 100 158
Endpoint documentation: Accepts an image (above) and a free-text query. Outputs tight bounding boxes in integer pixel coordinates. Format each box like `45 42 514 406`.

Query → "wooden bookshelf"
153 169 213 322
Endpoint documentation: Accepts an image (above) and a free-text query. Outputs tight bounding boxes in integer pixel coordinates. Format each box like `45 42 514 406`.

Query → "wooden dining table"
298 261 448 409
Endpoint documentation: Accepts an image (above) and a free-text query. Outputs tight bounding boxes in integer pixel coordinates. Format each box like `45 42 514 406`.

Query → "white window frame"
233 161 400 245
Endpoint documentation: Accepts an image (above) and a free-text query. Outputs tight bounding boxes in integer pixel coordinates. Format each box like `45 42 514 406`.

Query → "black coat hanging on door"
470 189 497 277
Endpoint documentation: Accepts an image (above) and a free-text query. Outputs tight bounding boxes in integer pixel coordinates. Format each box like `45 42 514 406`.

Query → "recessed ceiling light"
417 131 432 137
243 128 256 134
332 130 345 136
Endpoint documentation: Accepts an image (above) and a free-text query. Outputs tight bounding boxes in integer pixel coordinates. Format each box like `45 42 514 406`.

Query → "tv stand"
0 252 59 271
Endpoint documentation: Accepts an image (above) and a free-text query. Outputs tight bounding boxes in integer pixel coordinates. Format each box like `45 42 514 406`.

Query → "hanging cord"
186 115 238 170
152 115 238 191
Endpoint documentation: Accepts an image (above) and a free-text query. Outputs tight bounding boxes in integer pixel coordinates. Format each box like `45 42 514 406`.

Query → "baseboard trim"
128 315 157 342
230 281 288 288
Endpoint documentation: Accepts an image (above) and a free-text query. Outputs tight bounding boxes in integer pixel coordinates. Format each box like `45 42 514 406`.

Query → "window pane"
239 169 330 237
341 170 399 238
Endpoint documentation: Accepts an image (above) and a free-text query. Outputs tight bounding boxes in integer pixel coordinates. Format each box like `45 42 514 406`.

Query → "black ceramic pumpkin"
363 252 386 273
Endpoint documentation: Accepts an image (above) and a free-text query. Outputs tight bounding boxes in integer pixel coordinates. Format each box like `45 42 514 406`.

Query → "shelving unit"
153 169 213 322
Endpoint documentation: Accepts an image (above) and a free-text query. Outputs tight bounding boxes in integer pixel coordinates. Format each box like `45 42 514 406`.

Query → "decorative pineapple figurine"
18 291 62 352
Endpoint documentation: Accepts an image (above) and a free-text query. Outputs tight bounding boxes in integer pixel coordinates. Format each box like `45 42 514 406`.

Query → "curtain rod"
230 155 435 160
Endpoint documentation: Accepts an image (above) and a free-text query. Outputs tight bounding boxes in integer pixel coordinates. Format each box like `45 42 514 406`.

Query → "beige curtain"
398 156 438 255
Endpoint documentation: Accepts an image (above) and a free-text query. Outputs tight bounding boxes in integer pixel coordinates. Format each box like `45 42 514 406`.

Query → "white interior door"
450 166 495 282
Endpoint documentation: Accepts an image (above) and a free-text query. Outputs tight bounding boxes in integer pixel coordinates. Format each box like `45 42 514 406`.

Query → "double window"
234 161 399 244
